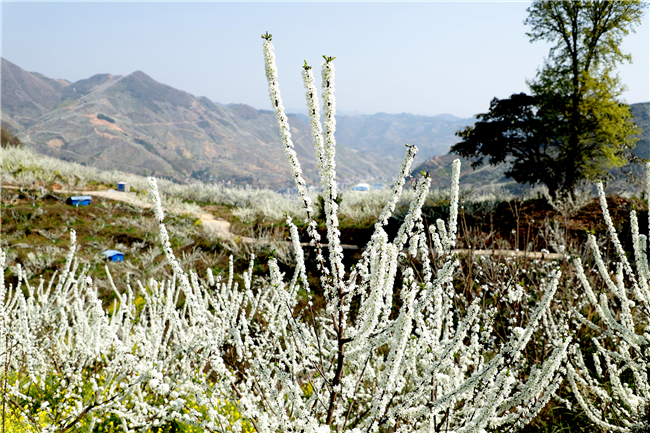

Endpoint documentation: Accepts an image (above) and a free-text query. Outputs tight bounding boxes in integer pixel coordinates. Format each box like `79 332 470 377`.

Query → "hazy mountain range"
3 58 647 192
1 58 475 189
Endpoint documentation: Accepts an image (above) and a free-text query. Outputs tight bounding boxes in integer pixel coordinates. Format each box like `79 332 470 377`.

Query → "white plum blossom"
243 34 569 433
567 163 650 432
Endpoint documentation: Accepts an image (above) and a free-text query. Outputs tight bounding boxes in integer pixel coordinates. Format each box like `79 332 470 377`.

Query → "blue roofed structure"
351 183 370 192
102 250 124 262
67 195 92 207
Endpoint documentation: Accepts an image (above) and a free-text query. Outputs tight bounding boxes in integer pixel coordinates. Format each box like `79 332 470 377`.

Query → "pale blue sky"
2 2 648 119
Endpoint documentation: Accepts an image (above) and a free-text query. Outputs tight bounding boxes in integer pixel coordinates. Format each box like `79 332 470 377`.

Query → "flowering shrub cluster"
563 179 650 431
0 228 251 432
0 147 300 221
1 34 649 433
224 35 571 433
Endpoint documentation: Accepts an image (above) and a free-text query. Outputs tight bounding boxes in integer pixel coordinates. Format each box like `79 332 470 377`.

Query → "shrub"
160 33 570 433
1 126 21 149
564 167 650 432
97 113 116 124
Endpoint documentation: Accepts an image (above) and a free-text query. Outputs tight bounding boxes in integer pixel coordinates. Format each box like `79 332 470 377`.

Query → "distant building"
66 196 92 207
371 183 386 190
102 250 124 262
118 182 129 192
351 183 370 192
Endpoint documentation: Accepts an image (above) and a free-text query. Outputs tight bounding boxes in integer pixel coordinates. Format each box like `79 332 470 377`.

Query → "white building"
351 183 370 192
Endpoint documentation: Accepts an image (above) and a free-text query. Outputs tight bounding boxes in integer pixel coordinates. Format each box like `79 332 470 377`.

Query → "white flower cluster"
262 38 313 222
243 36 569 433
0 232 196 431
298 56 346 307
566 163 650 431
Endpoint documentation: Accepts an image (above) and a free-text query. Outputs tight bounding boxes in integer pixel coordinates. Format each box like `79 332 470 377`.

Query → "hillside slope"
1 58 396 188
0 58 69 130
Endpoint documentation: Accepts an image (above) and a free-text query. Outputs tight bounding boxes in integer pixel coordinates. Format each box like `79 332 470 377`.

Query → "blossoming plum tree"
0 227 239 432
567 163 650 432
153 33 570 433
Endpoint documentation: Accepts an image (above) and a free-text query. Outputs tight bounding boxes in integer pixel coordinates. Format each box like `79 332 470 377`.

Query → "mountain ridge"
3 58 476 188
1 59 403 187
5 58 646 193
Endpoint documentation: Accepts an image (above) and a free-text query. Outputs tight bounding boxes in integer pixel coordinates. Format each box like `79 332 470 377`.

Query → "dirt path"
199 212 259 242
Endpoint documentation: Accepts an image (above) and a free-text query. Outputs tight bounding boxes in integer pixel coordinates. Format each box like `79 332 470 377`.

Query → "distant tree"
452 0 645 196
1 126 22 148
97 113 116 124
453 93 564 194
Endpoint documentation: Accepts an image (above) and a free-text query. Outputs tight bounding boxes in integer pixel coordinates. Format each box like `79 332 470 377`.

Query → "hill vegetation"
1 126 21 148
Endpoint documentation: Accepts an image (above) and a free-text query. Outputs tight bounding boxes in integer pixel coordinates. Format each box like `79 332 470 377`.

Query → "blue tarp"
102 250 124 262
